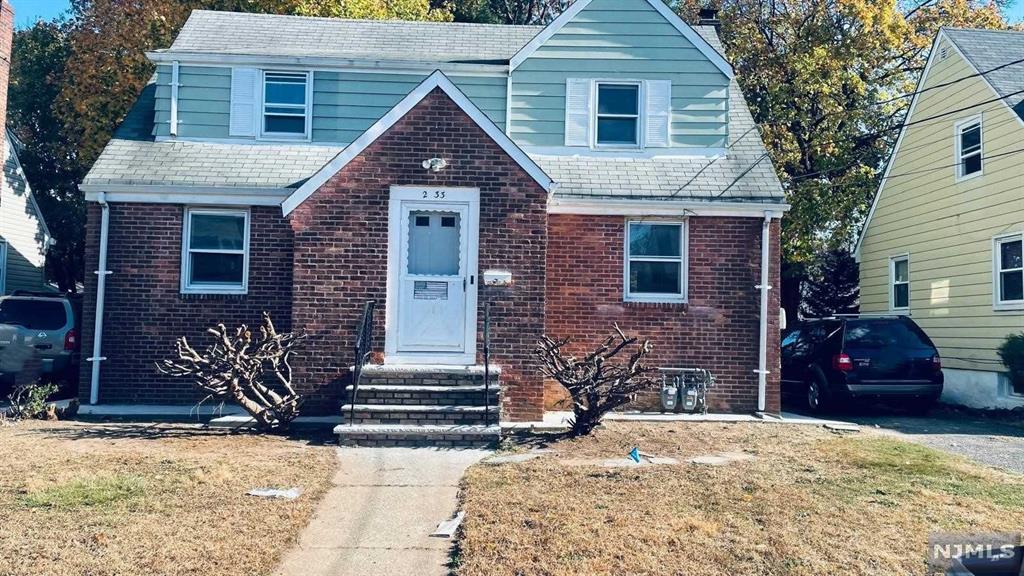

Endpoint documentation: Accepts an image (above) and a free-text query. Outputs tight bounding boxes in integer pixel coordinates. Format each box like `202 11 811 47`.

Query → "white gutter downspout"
755 210 776 413
87 193 111 404
169 61 180 137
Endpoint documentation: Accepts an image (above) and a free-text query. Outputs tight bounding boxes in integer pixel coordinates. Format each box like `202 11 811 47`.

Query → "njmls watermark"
928 532 1024 575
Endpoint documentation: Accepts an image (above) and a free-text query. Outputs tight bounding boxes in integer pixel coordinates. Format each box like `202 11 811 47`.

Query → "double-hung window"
890 255 910 312
181 208 250 294
994 233 1023 309
262 71 309 139
625 221 686 302
596 83 641 147
955 117 982 180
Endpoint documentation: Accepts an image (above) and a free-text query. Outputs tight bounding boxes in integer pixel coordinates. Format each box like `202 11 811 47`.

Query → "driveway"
843 408 1024 474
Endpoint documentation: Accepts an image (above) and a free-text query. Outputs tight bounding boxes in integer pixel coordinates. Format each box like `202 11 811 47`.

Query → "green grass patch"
827 437 1024 509
22 475 145 509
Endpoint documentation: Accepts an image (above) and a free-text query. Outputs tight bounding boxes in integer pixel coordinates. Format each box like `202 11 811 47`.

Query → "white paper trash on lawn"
247 487 303 500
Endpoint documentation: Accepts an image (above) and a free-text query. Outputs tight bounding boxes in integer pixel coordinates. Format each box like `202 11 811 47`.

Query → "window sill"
955 171 983 184
993 302 1024 312
624 299 688 310
180 290 248 301
889 308 910 315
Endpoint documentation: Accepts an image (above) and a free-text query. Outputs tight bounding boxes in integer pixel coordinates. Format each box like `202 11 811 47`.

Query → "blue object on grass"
628 447 641 463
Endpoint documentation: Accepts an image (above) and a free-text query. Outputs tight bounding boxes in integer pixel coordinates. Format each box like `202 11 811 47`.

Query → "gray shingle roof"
168 10 544 63
84 19 784 203
942 27 1024 119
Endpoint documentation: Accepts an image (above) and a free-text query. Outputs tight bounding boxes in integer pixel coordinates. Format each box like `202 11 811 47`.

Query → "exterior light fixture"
422 158 449 172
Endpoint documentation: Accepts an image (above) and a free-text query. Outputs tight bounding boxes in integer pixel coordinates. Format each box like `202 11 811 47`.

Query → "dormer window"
262 71 309 139
596 83 641 147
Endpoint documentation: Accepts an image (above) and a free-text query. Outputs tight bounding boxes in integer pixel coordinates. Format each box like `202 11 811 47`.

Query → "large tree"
677 0 1010 318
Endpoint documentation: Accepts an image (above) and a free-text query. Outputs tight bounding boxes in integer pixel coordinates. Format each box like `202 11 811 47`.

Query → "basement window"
181 208 250 295
625 221 687 303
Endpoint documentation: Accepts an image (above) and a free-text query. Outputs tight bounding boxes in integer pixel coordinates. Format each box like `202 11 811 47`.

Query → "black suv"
781 315 943 413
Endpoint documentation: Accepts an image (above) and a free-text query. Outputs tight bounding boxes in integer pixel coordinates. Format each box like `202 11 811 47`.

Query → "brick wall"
288 87 548 420
545 214 782 414
78 204 294 405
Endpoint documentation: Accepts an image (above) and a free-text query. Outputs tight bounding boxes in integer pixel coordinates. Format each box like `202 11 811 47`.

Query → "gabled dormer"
508 0 733 155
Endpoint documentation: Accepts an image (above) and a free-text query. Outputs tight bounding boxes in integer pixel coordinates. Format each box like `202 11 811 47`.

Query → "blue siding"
156 66 506 142
509 0 729 148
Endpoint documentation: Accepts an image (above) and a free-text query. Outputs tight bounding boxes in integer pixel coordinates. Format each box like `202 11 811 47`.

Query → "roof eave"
146 50 510 75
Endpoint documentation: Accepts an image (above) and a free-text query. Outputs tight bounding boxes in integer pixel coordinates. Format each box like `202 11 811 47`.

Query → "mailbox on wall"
483 270 513 287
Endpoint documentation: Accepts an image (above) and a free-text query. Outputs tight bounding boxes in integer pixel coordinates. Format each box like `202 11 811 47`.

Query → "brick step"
357 364 502 388
334 424 501 448
345 383 500 406
341 403 497 426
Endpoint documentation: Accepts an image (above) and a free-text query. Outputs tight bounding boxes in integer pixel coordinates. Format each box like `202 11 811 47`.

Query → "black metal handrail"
350 300 376 424
483 301 492 427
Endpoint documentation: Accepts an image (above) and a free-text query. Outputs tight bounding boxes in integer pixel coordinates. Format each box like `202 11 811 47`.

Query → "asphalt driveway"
842 408 1024 474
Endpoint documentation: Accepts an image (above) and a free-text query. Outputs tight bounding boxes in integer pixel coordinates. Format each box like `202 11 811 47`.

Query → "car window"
781 330 801 348
0 299 68 330
844 320 933 349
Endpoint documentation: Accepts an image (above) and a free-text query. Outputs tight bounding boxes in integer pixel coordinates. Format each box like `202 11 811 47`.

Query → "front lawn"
0 420 336 576
457 422 1024 575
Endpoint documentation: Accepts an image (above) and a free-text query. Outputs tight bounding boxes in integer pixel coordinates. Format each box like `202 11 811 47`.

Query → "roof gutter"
87 192 112 405
146 51 509 76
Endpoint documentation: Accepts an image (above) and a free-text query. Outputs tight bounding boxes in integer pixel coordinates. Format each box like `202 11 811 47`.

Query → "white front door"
386 187 479 364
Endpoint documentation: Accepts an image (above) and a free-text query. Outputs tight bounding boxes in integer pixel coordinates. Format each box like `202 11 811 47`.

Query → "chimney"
698 6 721 29
0 0 12 167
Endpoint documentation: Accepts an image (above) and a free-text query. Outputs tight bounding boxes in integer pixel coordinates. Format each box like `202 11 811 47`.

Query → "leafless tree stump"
535 325 659 436
157 313 305 431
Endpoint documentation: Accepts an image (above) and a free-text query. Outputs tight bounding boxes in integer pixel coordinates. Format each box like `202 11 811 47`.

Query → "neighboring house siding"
545 214 781 414
0 136 49 294
859 37 1024 375
509 0 729 148
154 66 507 141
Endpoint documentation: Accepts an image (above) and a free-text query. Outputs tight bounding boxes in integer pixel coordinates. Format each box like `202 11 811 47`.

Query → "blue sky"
8 0 1024 29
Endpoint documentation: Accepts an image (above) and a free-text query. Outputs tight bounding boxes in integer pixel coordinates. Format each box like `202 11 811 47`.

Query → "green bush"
997 333 1024 393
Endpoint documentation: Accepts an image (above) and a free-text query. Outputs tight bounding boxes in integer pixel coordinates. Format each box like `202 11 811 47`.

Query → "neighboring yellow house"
856 28 1024 409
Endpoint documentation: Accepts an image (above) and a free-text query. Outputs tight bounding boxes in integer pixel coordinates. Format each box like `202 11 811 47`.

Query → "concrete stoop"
337 364 501 447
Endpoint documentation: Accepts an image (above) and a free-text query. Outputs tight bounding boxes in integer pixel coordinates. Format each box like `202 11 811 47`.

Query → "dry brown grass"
0 420 336 576
457 422 1024 576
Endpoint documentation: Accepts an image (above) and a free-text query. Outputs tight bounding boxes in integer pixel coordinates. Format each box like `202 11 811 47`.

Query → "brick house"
79 0 788 443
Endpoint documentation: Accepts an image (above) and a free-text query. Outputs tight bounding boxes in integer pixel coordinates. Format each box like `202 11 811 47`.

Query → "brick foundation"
544 214 782 414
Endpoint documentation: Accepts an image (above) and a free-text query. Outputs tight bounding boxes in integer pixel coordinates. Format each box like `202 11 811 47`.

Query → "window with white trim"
955 117 982 179
995 234 1023 308
890 255 909 311
181 208 250 294
596 83 641 147
262 71 309 138
625 221 687 302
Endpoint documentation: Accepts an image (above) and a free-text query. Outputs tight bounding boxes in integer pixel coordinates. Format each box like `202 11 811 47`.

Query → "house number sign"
422 190 447 199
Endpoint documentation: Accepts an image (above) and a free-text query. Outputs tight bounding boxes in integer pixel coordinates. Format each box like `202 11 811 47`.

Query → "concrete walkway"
275 447 491 576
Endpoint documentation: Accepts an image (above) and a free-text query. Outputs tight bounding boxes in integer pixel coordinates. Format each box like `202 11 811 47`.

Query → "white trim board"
548 197 790 217
508 0 734 78
280 70 554 216
147 51 508 76
82 185 291 206
854 29 1024 261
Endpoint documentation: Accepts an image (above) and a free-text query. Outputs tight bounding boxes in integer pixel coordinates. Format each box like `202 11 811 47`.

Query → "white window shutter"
644 80 672 148
564 78 591 147
229 68 259 137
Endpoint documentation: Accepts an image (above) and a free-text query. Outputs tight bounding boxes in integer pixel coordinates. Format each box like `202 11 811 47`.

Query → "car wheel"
806 378 829 413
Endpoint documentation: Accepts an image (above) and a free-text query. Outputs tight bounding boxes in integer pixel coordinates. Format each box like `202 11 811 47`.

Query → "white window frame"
954 115 983 182
259 70 312 141
0 240 6 295
623 219 687 303
593 80 644 150
993 232 1024 311
180 207 251 295
889 254 910 313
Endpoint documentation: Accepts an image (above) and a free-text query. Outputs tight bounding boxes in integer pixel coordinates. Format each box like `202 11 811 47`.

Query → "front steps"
335 364 501 447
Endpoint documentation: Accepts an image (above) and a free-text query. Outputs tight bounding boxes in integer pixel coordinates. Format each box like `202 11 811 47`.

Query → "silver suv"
0 293 80 388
